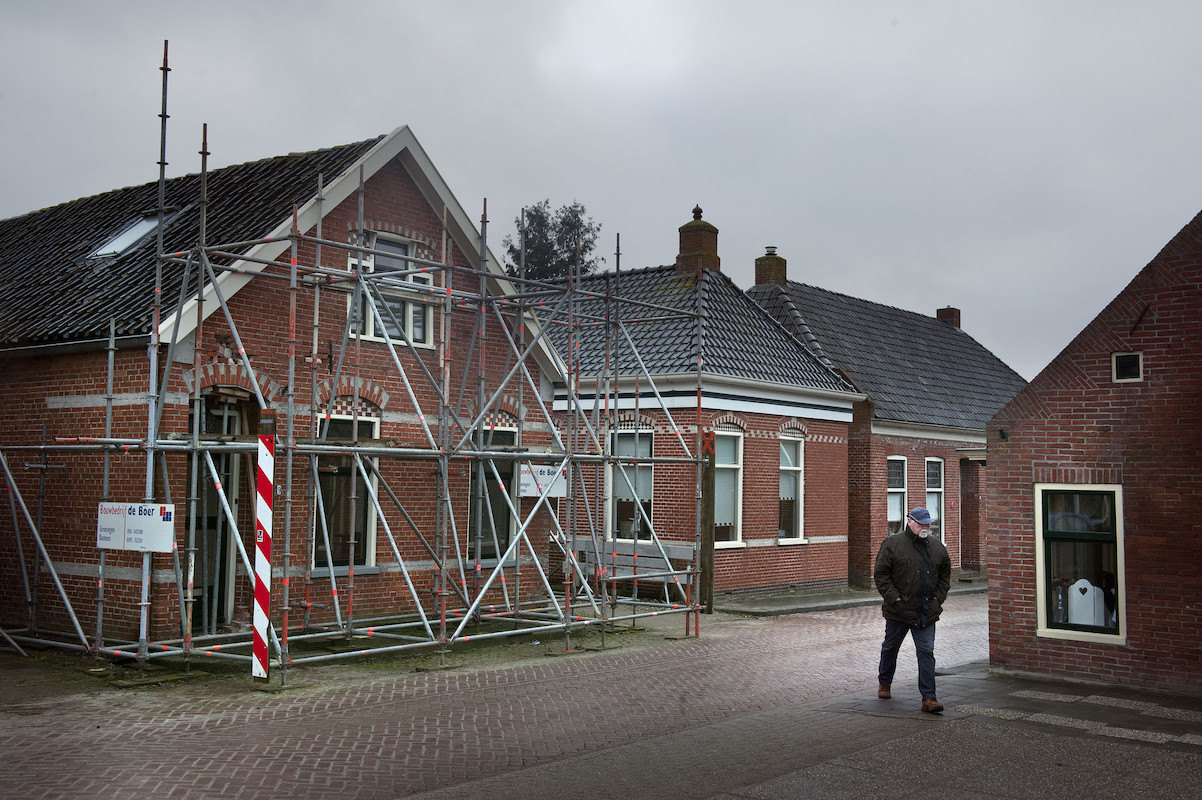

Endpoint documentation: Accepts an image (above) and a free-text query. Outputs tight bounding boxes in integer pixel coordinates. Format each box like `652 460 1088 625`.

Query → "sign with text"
518 463 568 498
97 503 176 553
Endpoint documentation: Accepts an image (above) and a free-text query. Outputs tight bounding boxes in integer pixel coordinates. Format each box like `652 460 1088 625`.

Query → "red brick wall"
0 157 558 642
988 223 1202 694
577 409 851 596
846 397 977 586
959 459 984 571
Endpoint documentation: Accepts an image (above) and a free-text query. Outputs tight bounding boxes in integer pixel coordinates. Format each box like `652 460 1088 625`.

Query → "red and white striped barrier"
252 430 274 679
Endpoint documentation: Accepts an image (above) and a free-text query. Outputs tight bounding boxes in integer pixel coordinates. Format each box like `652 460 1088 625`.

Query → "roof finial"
692 204 703 221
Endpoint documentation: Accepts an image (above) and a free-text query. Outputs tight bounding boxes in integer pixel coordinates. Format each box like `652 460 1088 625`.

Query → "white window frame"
777 435 806 544
886 456 907 536
90 215 162 258
608 428 654 541
1112 352 1143 383
925 457 944 542
313 415 380 570
349 232 434 348
713 431 744 548
1034 483 1126 645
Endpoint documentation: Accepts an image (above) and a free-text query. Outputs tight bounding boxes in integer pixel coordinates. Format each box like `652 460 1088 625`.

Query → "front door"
194 395 244 633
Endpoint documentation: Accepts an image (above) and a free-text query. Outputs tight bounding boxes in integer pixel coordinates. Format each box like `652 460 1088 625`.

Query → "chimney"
755 246 787 286
675 205 720 274
937 306 961 328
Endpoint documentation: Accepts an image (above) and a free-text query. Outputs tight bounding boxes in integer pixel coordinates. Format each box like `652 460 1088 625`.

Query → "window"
90 215 161 258
1035 484 1124 642
778 437 805 542
925 458 944 541
714 432 743 544
350 234 432 345
468 429 517 561
1112 352 1143 383
314 417 379 568
611 430 653 540
886 457 906 535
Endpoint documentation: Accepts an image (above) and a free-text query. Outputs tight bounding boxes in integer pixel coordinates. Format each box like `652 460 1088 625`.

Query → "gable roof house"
748 251 1027 586
0 126 586 667
545 208 863 601
987 208 1202 694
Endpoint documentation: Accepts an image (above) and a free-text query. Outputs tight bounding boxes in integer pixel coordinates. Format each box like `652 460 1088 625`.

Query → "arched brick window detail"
182 362 280 402
317 377 390 411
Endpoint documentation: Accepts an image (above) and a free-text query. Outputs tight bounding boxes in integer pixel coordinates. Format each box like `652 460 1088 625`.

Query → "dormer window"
90 215 161 258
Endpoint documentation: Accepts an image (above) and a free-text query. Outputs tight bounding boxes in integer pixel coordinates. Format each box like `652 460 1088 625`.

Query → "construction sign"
96 503 175 553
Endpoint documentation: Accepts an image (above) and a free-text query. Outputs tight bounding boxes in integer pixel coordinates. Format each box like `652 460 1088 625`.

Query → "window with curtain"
612 431 653 540
1036 485 1124 641
778 437 804 541
925 458 944 541
887 457 906 535
714 432 742 544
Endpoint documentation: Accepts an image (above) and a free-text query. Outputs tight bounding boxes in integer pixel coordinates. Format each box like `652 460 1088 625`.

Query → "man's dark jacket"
873 528 952 627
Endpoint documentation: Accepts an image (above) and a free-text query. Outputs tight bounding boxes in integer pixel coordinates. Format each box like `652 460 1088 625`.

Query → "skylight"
90 216 161 258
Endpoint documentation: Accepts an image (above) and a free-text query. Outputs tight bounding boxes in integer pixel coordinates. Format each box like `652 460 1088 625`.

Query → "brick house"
749 250 1026 586
0 127 577 658
987 209 1202 693
548 208 863 599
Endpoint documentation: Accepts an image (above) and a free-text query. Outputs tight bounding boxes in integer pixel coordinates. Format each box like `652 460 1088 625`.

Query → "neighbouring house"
749 250 1026 586
547 208 864 600
987 208 1202 694
0 126 590 659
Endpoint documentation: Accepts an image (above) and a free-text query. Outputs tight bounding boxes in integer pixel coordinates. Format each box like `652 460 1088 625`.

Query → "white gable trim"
160 126 520 344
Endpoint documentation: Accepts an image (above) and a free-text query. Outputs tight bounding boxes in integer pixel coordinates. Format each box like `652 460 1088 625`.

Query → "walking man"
874 507 951 713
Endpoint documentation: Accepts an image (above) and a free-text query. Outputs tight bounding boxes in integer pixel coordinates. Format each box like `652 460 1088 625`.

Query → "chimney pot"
937 306 961 328
755 246 788 287
675 206 720 274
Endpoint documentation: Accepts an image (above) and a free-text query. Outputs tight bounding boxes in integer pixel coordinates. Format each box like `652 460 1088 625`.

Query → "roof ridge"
791 280 947 324
2 136 386 223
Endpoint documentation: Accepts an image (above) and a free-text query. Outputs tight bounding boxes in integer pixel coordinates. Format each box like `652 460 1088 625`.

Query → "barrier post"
253 409 276 680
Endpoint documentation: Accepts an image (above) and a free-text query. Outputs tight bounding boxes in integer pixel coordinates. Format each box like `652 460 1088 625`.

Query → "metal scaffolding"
0 45 706 681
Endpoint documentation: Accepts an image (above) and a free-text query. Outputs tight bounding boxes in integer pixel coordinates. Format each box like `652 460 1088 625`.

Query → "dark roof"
546 266 853 395
0 137 383 348
748 282 1026 430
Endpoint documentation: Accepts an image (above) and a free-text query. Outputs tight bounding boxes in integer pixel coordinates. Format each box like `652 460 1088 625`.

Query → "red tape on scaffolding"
252 432 274 679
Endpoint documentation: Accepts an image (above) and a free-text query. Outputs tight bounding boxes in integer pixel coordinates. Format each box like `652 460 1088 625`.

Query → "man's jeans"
878 618 937 700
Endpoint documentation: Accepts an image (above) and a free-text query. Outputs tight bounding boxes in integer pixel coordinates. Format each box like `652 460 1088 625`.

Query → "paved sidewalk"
2 591 1200 799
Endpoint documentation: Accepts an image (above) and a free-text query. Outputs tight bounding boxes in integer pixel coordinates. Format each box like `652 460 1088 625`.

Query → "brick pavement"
0 595 988 798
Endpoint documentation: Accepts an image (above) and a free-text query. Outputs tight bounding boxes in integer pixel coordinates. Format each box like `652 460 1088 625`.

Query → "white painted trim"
871 420 985 443
556 372 858 422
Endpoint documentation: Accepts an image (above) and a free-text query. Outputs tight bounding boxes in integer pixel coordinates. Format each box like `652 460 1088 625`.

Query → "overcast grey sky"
4 1 1201 380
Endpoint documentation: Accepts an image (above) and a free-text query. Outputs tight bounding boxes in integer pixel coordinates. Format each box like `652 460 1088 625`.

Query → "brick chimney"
675 205 720 274
937 306 961 328
755 246 787 286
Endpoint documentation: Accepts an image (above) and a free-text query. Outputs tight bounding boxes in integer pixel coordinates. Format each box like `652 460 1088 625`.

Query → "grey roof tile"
546 266 853 395
748 282 1026 430
0 137 383 348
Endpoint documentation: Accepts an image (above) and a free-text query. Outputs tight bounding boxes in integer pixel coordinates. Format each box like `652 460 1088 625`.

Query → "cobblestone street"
0 595 988 798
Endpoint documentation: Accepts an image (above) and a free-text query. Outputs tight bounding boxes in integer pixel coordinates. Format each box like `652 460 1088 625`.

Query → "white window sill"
777 537 809 546
311 565 380 578
353 332 435 350
714 540 746 550
1036 627 1126 646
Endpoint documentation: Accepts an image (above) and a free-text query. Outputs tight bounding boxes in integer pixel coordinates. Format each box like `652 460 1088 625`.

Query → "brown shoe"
877 683 891 699
921 698 944 714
